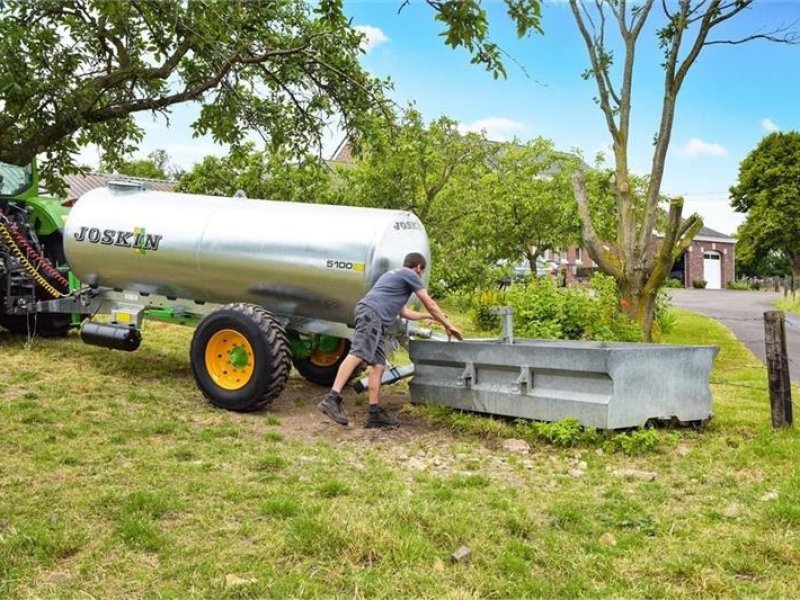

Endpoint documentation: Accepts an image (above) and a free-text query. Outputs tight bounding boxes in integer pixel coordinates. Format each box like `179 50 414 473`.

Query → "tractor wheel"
289 333 354 387
0 312 71 338
190 303 291 412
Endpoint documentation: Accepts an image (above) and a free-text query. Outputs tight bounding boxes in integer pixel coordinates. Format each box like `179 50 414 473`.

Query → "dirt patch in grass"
254 386 443 444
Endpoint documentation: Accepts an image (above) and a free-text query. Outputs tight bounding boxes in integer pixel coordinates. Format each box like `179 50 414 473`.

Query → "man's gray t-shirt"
359 267 424 325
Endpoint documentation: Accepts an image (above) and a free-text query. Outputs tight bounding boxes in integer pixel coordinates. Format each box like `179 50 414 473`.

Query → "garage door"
703 251 722 289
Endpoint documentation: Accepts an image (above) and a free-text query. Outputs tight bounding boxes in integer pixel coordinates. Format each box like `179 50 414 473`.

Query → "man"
317 252 463 428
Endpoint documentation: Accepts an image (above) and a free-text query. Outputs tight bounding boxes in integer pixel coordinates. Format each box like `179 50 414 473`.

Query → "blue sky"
100 0 800 236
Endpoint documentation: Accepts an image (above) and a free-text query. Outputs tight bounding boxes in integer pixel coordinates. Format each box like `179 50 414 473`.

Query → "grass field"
1 309 798 598
776 297 800 315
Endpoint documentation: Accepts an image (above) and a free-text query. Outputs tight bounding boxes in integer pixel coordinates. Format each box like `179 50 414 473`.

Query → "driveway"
668 288 800 383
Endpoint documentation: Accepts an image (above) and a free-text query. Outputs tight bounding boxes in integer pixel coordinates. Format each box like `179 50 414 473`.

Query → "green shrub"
726 280 752 290
665 277 683 288
470 289 507 331
654 290 677 335
692 279 707 289
500 274 641 342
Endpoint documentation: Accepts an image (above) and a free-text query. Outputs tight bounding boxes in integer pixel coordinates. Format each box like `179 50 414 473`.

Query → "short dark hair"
403 252 427 270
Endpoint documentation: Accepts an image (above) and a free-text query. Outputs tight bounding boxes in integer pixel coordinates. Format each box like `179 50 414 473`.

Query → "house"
59 172 176 204
552 225 736 289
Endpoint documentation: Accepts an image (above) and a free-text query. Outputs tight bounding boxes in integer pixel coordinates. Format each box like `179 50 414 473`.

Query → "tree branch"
571 170 621 277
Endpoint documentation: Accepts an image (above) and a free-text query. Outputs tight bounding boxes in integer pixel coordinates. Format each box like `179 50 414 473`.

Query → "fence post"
764 311 793 428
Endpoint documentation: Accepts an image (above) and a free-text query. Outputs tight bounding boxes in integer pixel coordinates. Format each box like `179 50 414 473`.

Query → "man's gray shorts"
351 303 387 366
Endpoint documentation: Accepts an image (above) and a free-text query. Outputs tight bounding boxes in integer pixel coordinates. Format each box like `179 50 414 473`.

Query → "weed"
264 431 284 443
253 452 288 472
264 413 281 426
317 479 350 498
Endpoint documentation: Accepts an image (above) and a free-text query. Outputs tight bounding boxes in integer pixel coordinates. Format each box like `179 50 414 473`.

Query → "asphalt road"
668 288 800 383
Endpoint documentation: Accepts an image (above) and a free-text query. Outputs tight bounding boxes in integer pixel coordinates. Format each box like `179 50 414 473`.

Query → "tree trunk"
619 275 659 341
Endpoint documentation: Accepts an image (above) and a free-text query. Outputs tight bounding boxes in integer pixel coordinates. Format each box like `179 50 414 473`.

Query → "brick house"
550 226 736 289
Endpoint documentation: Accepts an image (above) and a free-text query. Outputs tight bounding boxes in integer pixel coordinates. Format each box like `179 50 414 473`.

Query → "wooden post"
764 311 793 428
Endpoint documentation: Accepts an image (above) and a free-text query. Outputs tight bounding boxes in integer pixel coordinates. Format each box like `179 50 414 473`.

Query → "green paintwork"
229 345 249 369
316 335 341 354
68 272 82 326
144 307 201 326
25 195 70 236
3 159 70 236
289 335 312 359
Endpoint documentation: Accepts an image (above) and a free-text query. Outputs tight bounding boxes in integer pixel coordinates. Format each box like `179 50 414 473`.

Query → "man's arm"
399 306 432 322
413 289 464 341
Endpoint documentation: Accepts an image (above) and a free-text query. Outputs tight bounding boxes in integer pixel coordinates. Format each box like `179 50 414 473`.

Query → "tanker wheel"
289 333 354 387
190 303 291 412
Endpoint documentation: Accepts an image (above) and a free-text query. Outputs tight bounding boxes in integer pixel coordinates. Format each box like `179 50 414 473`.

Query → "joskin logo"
73 226 163 254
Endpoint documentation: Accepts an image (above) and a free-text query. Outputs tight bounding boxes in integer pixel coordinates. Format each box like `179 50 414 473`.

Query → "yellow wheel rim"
205 329 255 390
310 338 347 368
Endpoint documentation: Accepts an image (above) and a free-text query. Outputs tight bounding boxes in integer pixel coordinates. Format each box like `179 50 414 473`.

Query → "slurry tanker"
0 160 430 411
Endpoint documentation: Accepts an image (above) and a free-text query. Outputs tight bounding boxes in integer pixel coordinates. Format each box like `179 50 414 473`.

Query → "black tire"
190 303 291 412
288 333 353 387
0 312 72 338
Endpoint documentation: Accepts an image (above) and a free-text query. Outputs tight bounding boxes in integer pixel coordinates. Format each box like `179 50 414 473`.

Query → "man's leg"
364 361 399 429
331 354 365 394
318 354 364 427
367 364 385 406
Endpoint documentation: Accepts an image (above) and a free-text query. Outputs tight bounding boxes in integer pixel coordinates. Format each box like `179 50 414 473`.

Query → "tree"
471 138 582 274
429 0 798 340
0 0 386 193
103 149 171 180
336 108 513 292
176 143 335 203
731 132 800 280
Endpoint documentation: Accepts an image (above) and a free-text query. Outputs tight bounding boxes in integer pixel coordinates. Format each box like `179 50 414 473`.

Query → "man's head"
403 252 427 275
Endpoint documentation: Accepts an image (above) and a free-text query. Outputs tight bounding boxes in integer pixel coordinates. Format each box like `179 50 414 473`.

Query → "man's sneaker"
317 392 348 426
364 405 400 429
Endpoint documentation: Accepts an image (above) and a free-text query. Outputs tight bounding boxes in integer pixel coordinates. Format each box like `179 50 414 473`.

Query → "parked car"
510 258 559 280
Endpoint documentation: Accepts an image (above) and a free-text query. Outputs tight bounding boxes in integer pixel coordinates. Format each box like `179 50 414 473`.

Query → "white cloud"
354 25 389 53
681 196 744 237
761 117 778 132
681 137 728 159
458 117 525 141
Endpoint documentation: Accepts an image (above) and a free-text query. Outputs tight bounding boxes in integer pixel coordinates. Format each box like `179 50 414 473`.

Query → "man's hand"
445 323 464 341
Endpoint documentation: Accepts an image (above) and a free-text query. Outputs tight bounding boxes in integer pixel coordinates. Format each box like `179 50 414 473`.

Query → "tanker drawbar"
21 185 434 412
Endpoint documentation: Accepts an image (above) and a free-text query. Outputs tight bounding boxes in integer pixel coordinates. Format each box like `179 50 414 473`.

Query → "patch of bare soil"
231 376 555 487
256 377 447 447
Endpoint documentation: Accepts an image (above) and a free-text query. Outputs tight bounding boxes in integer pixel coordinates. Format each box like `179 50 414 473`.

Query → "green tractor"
0 159 75 336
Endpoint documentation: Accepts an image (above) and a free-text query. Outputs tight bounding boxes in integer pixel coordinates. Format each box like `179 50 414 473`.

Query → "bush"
692 279 707 289
665 277 683 288
654 290 677 335
726 280 752 290
470 289 507 331
471 274 641 342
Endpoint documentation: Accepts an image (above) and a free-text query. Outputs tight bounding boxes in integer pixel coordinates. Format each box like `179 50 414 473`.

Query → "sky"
86 0 800 237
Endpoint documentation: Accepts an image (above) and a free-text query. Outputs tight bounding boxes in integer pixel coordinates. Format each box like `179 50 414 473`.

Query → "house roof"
695 225 735 243
59 172 176 201
331 139 355 164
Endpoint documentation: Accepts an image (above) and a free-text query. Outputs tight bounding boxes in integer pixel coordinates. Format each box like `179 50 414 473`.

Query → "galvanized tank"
63 187 430 324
